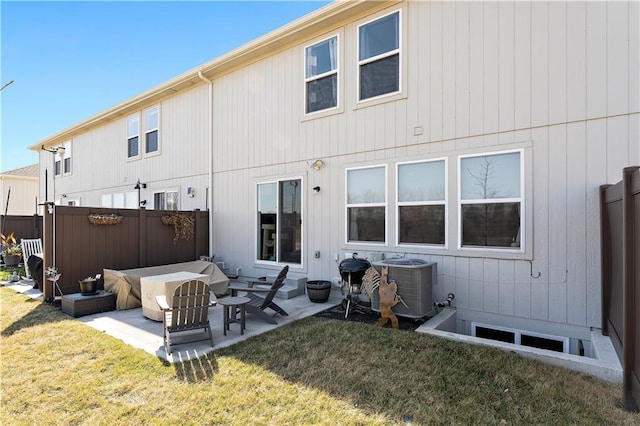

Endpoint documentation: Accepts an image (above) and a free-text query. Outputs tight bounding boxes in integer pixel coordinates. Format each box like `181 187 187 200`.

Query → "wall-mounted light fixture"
308 159 324 170
187 187 195 198
41 145 66 156
134 179 147 209
313 186 321 193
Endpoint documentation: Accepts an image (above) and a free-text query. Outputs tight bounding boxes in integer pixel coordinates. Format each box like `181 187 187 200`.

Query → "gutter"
197 71 214 257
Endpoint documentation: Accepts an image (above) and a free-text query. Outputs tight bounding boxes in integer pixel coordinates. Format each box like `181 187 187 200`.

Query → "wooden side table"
218 296 250 335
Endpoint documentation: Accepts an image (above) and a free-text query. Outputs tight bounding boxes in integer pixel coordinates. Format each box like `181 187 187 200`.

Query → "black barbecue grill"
338 254 371 318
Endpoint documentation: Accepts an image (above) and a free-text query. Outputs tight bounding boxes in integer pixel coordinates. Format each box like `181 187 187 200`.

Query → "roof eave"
32 0 401 151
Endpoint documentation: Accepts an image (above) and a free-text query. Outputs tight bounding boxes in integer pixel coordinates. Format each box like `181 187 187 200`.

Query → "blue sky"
0 0 330 172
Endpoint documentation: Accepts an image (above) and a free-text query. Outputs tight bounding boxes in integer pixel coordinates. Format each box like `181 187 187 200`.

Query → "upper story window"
54 155 62 176
459 150 523 250
346 165 386 243
305 35 338 114
145 106 159 154
53 141 71 176
358 10 400 101
397 159 447 246
127 114 140 158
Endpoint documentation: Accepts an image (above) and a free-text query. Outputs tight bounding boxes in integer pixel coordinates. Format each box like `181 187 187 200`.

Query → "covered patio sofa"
103 260 229 313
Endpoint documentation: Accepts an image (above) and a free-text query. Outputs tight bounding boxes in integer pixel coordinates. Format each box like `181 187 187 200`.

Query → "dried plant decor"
161 213 194 244
88 213 123 225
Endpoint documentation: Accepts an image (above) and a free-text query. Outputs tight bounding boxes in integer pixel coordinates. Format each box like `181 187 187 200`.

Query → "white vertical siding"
206 1 639 334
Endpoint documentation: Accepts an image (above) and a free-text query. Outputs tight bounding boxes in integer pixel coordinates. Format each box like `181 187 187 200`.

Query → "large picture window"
346 166 386 243
305 35 338 114
145 106 159 154
358 11 400 101
459 151 522 249
257 179 302 264
127 114 139 158
397 159 446 245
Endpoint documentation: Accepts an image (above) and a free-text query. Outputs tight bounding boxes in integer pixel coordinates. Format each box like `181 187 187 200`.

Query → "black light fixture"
134 179 147 208
313 186 320 192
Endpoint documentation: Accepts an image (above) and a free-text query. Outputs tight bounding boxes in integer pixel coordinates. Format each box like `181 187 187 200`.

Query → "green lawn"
1 287 638 425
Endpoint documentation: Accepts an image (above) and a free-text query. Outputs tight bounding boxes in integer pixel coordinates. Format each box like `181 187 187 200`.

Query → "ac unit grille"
371 261 436 319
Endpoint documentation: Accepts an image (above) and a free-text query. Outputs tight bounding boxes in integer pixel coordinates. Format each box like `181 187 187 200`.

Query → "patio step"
274 277 306 299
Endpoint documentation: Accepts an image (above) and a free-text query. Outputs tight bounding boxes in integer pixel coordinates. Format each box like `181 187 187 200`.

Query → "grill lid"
338 254 371 284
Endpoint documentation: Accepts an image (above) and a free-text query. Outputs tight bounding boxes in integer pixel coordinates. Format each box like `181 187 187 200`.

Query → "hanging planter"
161 213 194 244
88 213 123 225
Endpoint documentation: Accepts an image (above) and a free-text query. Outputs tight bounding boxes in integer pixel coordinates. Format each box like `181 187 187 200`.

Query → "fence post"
139 207 147 268
194 209 201 260
42 205 53 301
622 166 639 411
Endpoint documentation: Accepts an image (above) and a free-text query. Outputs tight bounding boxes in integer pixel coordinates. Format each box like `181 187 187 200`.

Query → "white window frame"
127 113 140 159
255 177 304 267
458 149 524 252
154 189 178 211
396 158 448 248
61 140 72 175
471 322 569 354
144 105 160 155
345 165 387 245
304 34 339 116
357 9 402 103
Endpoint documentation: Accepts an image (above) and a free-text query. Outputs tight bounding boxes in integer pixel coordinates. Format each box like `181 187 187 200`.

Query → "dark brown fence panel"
0 214 43 241
41 206 209 299
601 183 624 356
626 168 639 412
601 166 640 412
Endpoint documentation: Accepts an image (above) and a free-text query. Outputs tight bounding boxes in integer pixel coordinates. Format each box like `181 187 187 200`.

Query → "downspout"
197 71 214 257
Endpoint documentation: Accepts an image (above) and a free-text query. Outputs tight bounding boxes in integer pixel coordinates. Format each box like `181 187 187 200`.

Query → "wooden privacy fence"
41 206 209 299
0 214 43 241
600 166 640 412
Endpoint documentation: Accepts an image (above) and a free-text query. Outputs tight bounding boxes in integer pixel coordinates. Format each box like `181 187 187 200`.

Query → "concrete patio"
2 278 342 363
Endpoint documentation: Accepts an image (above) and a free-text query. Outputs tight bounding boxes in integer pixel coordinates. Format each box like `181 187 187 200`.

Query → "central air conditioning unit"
371 258 437 319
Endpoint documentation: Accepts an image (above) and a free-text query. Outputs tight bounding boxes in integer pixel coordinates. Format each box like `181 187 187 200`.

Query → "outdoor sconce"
308 159 324 170
313 186 320 193
187 187 195 198
41 145 66 156
140 200 147 206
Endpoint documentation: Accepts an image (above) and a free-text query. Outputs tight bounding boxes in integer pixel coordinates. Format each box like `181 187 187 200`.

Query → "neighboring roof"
1 164 39 178
33 0 400 151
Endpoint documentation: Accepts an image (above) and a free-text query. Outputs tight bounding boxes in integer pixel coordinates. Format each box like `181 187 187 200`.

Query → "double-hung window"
62 141 72 174
54 156 62 176
305 35 338 114
459 150 523 249
358 10 400 101
257 179 302 264
397 159 446 246
145 106 159 153
127 114 140 158
346 166 386 243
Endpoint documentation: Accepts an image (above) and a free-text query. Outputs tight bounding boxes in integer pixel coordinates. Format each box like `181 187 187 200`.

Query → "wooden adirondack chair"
156 279 215 355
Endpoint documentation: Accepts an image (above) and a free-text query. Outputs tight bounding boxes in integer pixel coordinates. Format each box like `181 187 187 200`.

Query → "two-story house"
32 1 639 354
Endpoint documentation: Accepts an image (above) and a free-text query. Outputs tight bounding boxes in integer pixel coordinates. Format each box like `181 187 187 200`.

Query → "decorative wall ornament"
88 213 123 225
161 212 194 244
